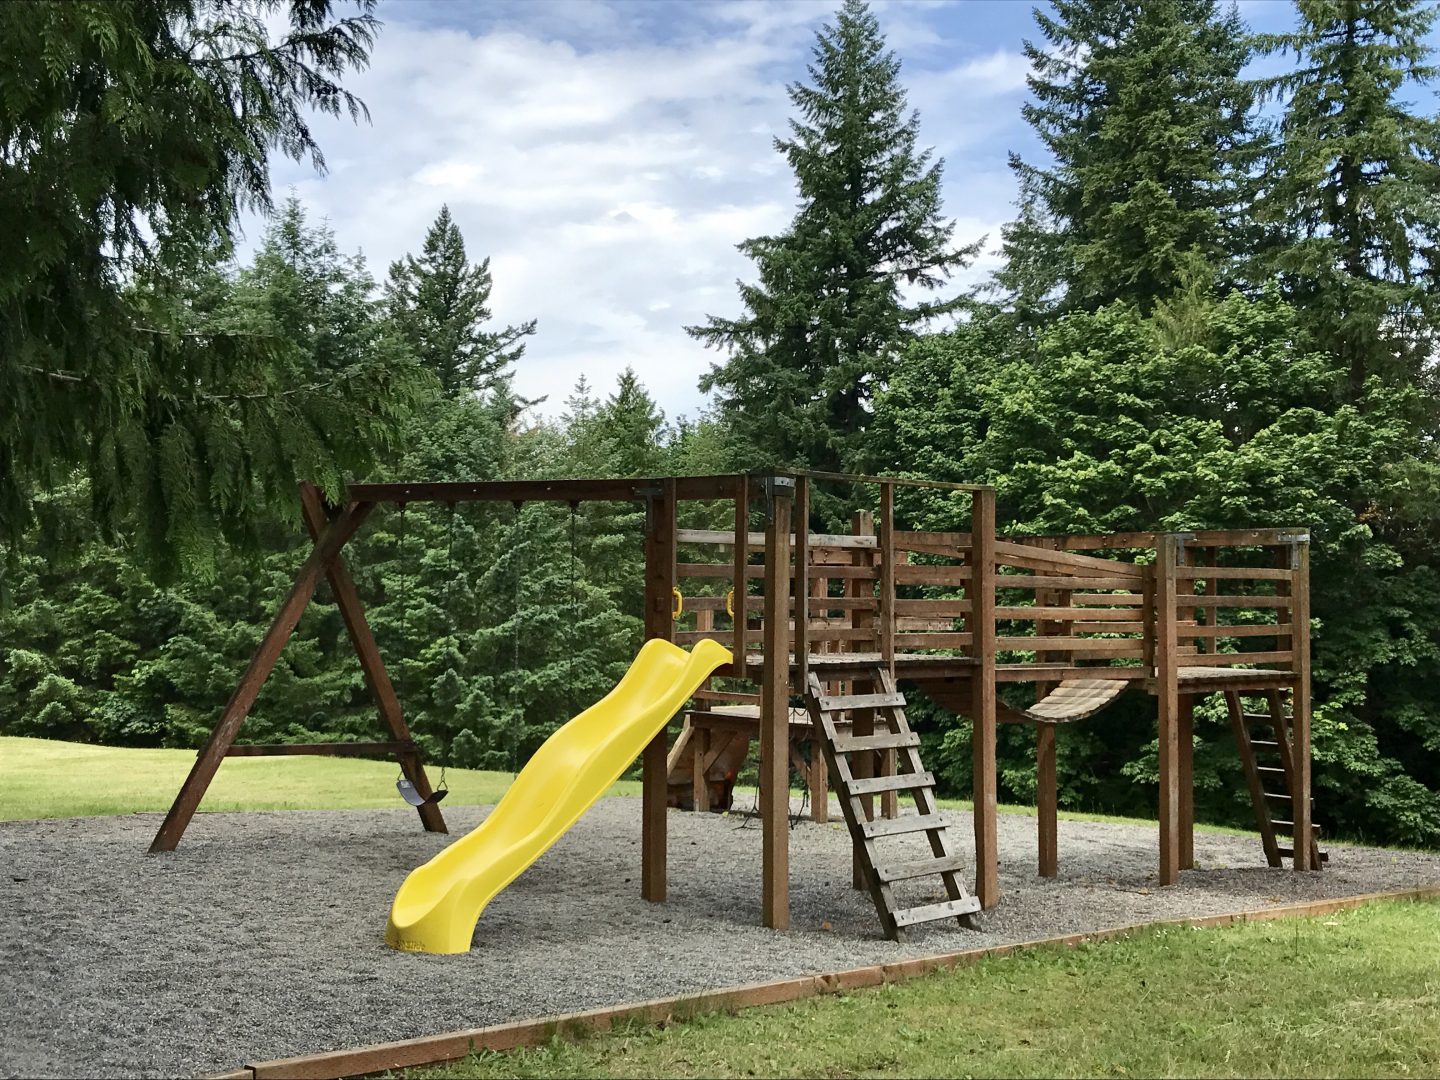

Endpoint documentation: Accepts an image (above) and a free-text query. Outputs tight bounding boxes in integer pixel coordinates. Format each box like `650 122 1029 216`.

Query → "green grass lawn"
0 736 641 821
418 899 1440 1080
1 734 1229 838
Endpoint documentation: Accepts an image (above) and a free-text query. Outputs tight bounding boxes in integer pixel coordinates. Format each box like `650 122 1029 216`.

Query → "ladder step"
1256 765 1286 776
875 854 969 884
1264 791 1314 804
1250 739 1280 749
1243 712 1280 724
892 895 982 928
831 731 921 754
1271 821 1323 833
817 691 906 712
848 771 935 797
862 813 950 839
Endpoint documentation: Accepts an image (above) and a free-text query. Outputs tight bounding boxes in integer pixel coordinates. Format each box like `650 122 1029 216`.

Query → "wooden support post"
969 488 999 908
149 501 375 852
879 483 896 677
808 571 830 824
732 476 750 679
1036 723 1058 878
761 479 794 930
1033 583 1068 877
298 484 445 835
1291 540 1313 871
691 725 709 813
849 510 875 886
1179 694 1195 870
1156 535 1182 886
794 476 810 693
877 483 898 820
642 478 677 902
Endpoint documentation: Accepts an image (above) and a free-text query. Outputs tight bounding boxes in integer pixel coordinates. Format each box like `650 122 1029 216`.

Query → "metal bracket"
1277 533 1310 544
637 485 661 535
760 474 796 502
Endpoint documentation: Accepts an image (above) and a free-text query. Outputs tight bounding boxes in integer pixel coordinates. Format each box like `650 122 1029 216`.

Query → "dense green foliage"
4 0 1440 849
999 0 1255 317
0 0 421 586
689 0 972 479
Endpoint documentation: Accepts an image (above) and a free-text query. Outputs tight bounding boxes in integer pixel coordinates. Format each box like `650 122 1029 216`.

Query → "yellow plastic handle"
725 589 735 618
672 587 683 620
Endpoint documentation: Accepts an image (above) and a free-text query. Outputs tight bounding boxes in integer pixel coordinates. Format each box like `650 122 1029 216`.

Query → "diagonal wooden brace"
149 499 376 852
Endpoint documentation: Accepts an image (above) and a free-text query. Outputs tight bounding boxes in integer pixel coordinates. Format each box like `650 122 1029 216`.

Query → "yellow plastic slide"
385 637 732 954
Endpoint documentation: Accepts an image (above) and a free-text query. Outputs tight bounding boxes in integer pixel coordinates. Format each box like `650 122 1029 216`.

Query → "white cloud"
249 1 1032 421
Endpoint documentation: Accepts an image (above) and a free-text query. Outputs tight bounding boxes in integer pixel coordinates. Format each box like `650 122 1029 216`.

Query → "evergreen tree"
1252 0 1440 401
689 0 972 475
999 0 1255 315
385 205 537 398
0 0 402 581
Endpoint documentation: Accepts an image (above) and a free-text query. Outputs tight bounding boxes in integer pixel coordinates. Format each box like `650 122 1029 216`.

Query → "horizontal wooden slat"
807 597 878 612
848 771 935 797
1179 624 1292 639
1073 592 1146 605
831 731 922 754
995 636 1141 653
1179 595 1292 609
896 564 971 585
896 599 972 616
1174 566 1294 581
691 689 759 704
1175 651 1295 667
678 563 764 579
1064 621 1147 634
892 895 982 927
996 665 1146 683
674 631 734 646
894 632 974 648
999 576 1142 591
805 627 880 643
895 530 971 551
225 741 413 758
860 814 951 839
997 606 1138 621
676 529 877 550
875 854 969 884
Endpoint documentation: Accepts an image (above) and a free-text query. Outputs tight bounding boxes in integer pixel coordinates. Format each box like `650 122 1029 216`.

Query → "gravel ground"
2 799 1437 1078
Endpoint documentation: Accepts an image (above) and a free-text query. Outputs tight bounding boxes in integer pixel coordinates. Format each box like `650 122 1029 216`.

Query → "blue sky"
256 0 1438 422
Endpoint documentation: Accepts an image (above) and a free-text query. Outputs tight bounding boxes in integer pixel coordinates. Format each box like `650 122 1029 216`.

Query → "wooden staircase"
804 664 981 941
1226 689 1326 868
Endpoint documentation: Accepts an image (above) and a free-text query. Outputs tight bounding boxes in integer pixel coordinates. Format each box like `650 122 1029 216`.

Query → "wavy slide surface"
386 637 732 954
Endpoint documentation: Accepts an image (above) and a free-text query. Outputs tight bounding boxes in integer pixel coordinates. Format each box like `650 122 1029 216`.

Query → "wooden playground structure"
152 471 1318 941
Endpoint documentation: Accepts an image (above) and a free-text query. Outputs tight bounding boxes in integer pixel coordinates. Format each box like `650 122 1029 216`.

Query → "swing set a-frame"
153 471 1317 941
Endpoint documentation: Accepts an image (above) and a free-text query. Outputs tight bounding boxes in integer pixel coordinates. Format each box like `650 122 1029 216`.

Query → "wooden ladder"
804 665 981 941
1226 689 1326 868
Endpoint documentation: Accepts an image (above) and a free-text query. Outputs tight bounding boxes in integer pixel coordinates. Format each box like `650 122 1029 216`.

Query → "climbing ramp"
1226 689 1326 869
805 665 981 941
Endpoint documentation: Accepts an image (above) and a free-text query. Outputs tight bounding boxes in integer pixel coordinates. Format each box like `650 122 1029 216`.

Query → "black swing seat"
396 778 448 808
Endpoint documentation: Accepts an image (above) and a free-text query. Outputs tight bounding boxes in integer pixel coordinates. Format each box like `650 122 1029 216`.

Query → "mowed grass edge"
0 736 1255 839
413 899 1440 1080
0 735 640 820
